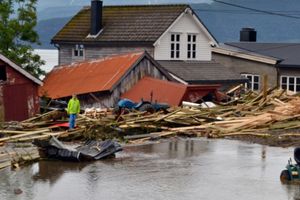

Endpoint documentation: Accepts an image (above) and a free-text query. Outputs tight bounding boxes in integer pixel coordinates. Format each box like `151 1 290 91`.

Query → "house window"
73 44 84 57
187 34 196 59
170 34 180 59
281 76 300 93
0 65 7 81
241 74 260 91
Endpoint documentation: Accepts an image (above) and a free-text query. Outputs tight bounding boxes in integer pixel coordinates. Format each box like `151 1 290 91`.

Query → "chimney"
90 0 103 36
240 28 257 42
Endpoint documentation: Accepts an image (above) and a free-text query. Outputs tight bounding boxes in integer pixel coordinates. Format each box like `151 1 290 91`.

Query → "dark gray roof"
158 60 247 84
52 4 188 44
226 43 300 68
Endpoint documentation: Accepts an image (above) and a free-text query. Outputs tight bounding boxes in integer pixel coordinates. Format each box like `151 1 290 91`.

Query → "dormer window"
73 44 84 57
170 33 180 59
187 34 196 59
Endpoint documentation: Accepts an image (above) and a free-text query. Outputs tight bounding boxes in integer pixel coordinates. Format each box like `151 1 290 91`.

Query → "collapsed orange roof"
121 76 220 106
39 52 144 99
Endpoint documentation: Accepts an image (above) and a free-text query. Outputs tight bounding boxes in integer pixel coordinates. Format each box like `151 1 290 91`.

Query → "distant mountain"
36 0 211 20
35 17 70 49
36 0 300 49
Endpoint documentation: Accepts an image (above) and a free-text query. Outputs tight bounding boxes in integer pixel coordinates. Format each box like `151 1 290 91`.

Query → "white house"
51 1 245 87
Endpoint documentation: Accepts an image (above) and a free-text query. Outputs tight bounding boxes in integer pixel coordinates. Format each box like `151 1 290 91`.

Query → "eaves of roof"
39 52 145 99
212 46 279 65
0 54 43 85
277 64 300 69
39 51 173 99
187 79 247 84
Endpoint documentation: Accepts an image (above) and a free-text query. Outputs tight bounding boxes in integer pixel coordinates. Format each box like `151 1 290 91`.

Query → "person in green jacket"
67 94 80 130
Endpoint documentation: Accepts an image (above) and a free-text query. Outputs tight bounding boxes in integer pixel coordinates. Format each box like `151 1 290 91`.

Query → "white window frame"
73 44 85 58
187 34 197 59
280 76 300 93
241 74 260 91
170 33 180 59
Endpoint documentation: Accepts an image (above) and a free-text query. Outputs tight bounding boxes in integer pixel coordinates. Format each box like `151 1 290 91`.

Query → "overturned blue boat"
33 137 122 162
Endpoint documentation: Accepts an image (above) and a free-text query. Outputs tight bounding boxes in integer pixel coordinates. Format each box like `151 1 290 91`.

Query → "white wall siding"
154 12 212 61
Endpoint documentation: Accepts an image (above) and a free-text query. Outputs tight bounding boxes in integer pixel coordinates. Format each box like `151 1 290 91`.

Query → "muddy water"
0 138 299 200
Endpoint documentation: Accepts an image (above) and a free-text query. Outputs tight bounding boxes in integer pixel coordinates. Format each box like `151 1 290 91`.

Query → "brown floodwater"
0 138 299 200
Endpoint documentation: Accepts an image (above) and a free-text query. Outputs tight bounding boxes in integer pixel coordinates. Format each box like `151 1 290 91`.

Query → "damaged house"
39 52 174 108
41 51 223 108
0 54 42 121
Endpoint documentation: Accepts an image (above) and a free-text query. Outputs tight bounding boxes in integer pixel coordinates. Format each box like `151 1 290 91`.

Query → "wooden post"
263 74 268 99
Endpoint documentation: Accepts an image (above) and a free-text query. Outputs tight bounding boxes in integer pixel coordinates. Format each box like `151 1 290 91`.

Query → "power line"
194 9 300 15
193 9 300 16
209 0 300 19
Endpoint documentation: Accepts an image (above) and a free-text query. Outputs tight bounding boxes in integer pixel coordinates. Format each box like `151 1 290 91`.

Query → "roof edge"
154 6 218 46
212 47 278 65
188 79 248 84
0 54 43 85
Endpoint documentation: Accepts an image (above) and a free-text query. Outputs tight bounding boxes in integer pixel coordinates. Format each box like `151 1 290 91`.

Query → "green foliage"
0 0 45 78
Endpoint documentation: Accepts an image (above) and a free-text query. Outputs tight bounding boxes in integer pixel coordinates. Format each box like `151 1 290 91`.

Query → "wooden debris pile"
0 89 299 146
122 89 300 143
0 110 86 144
0 143 40 170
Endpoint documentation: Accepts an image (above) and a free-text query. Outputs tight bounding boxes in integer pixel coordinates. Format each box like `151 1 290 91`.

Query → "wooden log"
269 121 300 130
78 114 99 122
22 110 58 123
124 133 161 140
0 130 28 135
119 124 169 130
11 129 85 142
274 98 286 105
226 84 243 94
0 160 11 169
219 132 271 138
154 109 182 122
280 133 300 137
263 74 268 99
0 129 50 142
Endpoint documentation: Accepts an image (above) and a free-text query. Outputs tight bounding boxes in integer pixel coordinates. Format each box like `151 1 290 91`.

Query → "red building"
0 54 42 121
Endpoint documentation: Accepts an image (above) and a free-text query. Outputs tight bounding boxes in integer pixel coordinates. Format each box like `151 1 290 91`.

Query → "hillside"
35 17 70 49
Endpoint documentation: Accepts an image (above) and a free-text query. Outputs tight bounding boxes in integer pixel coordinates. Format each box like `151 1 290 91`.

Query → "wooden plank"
0 129 48 135
263 74 268 99
220 132 271 137
0 129 49 142
22 110 58 123
0 160 11 170
154 109 182 122
11 129 84 142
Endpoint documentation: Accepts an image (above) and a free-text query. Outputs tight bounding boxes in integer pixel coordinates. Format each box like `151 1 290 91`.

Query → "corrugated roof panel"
39 52 144 99
121 76 221 106
121 76 187 106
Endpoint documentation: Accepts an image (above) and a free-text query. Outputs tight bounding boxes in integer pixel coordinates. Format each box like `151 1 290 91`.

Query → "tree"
0 0 45 78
